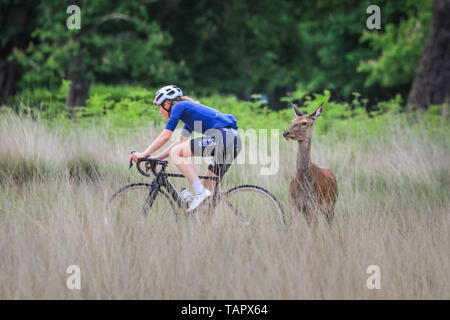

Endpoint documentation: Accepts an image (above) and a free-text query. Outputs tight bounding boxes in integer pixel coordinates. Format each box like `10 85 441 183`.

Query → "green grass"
6 84 449 140
0 107 449 299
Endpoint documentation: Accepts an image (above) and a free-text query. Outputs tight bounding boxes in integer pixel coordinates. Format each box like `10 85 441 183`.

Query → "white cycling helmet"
153 85 183 106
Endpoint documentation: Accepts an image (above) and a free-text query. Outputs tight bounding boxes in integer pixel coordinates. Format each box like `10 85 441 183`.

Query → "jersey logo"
199 136 216 147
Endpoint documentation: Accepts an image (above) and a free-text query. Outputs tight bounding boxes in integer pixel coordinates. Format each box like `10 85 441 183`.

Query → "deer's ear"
309 102 323 120
291 103 304 117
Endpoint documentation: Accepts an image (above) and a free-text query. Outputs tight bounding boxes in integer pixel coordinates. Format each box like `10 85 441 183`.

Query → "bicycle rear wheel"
107 183 177 225
220 184 286 227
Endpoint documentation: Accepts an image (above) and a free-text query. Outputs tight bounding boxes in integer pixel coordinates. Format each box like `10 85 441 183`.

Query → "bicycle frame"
136 157 221 211
115 157 286 224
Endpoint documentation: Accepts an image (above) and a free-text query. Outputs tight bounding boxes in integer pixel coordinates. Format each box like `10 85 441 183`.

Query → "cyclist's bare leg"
169 140 199 184
202 169 218 192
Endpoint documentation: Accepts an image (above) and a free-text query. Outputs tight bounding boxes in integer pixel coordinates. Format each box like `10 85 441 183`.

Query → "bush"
7 80 69 121
66 156 102 183
6 84 449 143
0 157 50 184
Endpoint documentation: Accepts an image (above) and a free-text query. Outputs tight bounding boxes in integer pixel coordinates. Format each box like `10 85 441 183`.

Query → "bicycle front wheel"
107 183 177 225
221 184 286 227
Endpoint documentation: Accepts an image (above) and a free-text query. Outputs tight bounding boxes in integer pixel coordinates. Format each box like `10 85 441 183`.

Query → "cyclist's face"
159 101 170 120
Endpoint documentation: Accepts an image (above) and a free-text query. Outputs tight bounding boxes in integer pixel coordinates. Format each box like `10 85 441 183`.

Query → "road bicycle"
107 156 286 226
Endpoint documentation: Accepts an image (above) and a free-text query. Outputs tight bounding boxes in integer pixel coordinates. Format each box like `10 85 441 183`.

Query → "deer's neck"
295 139 312 180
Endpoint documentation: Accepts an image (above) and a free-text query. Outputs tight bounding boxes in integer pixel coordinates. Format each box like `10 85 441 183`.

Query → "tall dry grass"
0 111 449 299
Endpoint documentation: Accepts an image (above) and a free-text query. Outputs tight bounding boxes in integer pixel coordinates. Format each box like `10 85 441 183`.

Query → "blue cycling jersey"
164 101 238 137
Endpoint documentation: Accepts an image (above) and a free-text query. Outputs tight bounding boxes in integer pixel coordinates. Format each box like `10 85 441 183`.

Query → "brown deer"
283 102 338 225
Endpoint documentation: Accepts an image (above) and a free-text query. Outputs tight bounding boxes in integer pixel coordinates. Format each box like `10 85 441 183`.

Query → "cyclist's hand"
129 152 146 164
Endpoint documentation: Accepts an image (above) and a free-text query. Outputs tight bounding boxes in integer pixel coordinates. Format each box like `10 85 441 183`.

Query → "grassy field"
0 111 449 299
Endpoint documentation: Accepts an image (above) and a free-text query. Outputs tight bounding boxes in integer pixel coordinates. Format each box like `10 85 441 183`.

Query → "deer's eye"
301 122 307 126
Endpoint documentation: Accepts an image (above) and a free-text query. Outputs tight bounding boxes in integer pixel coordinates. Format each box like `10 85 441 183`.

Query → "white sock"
192 180 205 195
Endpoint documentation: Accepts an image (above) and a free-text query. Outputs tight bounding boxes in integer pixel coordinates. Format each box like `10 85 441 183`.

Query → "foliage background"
2 0 436 109
1 0 450 300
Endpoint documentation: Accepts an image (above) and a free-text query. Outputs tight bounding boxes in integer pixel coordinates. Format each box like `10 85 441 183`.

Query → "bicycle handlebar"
129 151 218 181
139 157 168 177
129 151 168 177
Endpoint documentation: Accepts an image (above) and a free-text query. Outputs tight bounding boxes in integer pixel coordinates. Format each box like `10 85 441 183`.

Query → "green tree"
0 0 38 104
408 0 450 110
12 0 180 108
3 0 436 110
291 0 433 104
357 0 433 90
150 0 304 107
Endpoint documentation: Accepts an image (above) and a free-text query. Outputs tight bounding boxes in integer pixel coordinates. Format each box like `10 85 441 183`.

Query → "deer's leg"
322 199 336 225
302 206 317 227
324 209 334 228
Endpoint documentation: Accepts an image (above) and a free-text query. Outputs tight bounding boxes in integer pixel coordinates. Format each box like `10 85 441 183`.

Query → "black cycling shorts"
189 127 242 178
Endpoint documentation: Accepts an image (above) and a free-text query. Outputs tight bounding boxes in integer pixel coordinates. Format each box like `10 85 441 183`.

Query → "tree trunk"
66 79 90 107
66 54 91 113
0 1 37 105
407 0 450 110
0 60 20 105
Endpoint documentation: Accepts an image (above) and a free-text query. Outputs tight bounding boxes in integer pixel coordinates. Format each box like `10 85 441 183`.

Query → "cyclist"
130 85 242 212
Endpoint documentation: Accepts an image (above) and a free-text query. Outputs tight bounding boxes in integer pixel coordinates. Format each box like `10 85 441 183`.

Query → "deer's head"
282 103 323 142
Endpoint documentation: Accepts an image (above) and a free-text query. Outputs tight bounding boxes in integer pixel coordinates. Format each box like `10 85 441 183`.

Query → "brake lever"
129 150 136 169
144 160 153 173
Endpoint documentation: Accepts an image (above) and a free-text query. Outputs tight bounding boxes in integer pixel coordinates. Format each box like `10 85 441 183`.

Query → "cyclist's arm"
141 129 173 157
155 125 191 160
155 134 190 160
